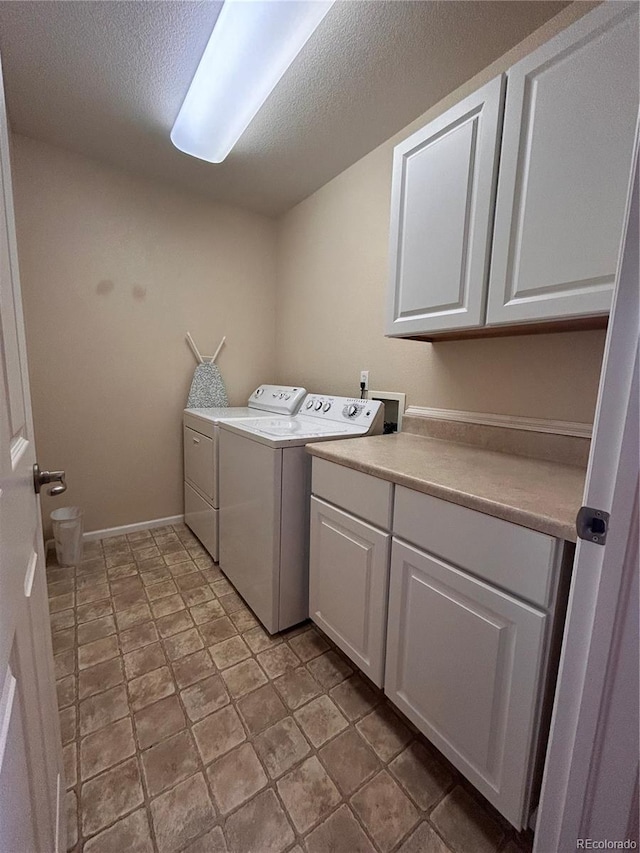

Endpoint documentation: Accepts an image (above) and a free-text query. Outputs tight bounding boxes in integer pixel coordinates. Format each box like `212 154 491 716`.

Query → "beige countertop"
306 432 586 541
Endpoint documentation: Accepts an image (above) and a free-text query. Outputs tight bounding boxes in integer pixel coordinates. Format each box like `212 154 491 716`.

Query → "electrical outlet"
360 370 369 390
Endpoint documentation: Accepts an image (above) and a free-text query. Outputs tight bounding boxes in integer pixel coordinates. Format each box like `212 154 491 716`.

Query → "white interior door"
0 55 65 853
534 123 639 850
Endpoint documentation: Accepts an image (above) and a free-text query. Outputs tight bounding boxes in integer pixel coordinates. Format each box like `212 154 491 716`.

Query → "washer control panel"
302 396 384 428
248 385 306 415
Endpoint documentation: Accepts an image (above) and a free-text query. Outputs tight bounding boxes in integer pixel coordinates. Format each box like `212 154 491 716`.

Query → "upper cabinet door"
487 3 639 326
386 76 505 336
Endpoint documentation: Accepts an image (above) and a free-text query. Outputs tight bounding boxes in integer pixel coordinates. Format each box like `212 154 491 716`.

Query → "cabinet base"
398 314 607 343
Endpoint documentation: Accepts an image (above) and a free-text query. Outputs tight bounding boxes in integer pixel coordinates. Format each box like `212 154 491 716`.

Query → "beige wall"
12 135 277 534
275 1 606 424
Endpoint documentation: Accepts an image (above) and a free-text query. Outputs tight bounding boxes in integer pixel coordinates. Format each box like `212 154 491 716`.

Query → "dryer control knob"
347 404 359 418
255 388 263 396
306 399 314 409
314 400 323 411
323 402 331 412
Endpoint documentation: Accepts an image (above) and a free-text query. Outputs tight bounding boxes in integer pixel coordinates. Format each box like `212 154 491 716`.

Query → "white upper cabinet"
385 76 505 336
487 2 639 326
386 3 639 338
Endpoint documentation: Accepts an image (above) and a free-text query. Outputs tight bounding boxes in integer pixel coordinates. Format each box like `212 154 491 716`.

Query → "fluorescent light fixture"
171 0 335 164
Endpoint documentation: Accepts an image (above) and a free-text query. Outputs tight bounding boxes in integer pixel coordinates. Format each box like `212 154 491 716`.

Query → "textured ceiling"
0 1 567 217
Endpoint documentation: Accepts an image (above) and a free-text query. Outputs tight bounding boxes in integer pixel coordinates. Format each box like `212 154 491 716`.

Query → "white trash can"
51 507 84 567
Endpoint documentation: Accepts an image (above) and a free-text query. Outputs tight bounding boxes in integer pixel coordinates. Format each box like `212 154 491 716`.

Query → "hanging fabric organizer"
185 332 228 408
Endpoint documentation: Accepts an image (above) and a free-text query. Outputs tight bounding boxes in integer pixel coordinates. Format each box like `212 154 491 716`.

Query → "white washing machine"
183 385 306 560
218 396 384 633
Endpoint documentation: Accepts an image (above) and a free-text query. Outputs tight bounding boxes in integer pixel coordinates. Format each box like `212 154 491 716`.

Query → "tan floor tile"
79 683 129 736
80 717 135 779
77 614 116 646
237 683 287 735
110 576 143 597
319 728 380 795
397 822 453 853
211 578 233 597
172 649 216 689
48 566 75 584
76 599 113 625
50 592 75 613
51 609 75 632
124 642 166 680
174 572 207 593
105 550 134 569
190 599 225 625
356 705 412 762
48 578 74 598
156 609 194 638
164 549 190 567
63 741 77 790
430 787 505 853
181 826 227 853
127 529 153 543
141 729 200 796
56 675 76 709
140 563 172 583
107 563 139 580
209 635 251 670
145 579 178 602
389 741 455 810
225 788 294 853
199 615 237 645
273 666 321 710
351 770 419 853
134 545 161 563
128 665 175 711
77 556 105 572
218 591 245 614
307 650 353 689
277 755 340 833
287 628 330 662
194 555 216 572
330 675 381 721
169 561 199 579
257 644 301 679
229 608 259 632
81 756 143 836
151 593 185 619
294 695 348 747
182 585 215 607
192 704 246 764
113 588 148 613
221 658 267 698
78 634 119 670
83 808 154 853
116 602 153 631
207 742 267 814
76 584 110 606
55 650 75 679
254 717 310 780
59 705 76 745
119 621 159 653
181 673 229 722
150 772 216 853
305 803 376 853
66 789 78 849
135 695 186 750
78 657 124 700
164 626 204 661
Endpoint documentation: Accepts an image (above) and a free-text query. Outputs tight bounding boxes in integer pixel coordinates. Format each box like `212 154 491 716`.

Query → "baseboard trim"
404 406 592 438
83 514 185 542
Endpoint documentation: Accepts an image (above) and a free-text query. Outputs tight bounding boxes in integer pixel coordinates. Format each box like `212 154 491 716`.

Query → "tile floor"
48 522 534 853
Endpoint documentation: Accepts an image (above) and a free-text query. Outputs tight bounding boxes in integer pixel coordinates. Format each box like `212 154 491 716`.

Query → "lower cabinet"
309 497 390 687
385 538 547 828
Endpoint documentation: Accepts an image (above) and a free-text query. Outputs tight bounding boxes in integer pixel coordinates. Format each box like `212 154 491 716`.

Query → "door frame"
534 121 639 850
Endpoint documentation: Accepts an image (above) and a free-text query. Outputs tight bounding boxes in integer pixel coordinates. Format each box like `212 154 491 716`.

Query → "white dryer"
218 396 384 633
183 385 306 560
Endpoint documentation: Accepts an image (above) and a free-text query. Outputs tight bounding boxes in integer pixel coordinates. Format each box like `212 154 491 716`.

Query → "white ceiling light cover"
171 0 334 163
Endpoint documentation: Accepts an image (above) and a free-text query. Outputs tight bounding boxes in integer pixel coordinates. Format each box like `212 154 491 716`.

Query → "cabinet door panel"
487 3 639 325
386 76 504 336
385 539 546 828
184 426 215 501
309 497 390 686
